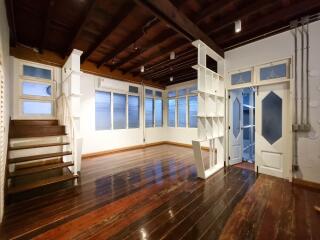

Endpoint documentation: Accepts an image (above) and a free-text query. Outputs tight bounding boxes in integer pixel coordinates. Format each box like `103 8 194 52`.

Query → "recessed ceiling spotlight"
170 51 175 60
140 65 145 73
170 76 173 82
235 20 241 33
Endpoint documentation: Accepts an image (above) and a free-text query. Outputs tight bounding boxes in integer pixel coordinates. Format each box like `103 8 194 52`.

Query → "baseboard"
293 178 320 191
82 141 209 159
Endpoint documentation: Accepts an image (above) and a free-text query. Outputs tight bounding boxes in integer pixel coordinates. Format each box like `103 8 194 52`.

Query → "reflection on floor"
234 161 255 171
1 145 319 239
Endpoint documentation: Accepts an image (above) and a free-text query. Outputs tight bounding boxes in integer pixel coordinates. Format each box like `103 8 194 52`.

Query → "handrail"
56 93 78 176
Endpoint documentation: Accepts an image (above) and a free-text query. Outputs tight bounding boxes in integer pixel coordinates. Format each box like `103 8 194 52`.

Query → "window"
155 99 163 127
145 98 154 128
23 65 51 80
178 88 187 96
231 71 252 85
22 81 52 97
95 91 111 130
168 99 176 127
188 96 197 128
155 91 162 98
113 93 126 129
178 97 186 127
260 63 287 81
145 89 153 97
129 85 139 94
23 101 52 115
128 95 139 128
168 90 176 98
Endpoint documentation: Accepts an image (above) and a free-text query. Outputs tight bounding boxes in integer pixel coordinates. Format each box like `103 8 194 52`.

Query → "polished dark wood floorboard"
0 145 319 240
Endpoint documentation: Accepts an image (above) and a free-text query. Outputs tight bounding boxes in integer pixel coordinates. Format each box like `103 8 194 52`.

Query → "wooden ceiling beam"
5 0 17 46
110 28 176 71
133 0 224 58
39 0 55 54
97 17 159 68
65 0 98 56
81 2 135 63
150 63 196 81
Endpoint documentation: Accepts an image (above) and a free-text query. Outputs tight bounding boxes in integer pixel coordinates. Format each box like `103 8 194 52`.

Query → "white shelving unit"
191 40 225 179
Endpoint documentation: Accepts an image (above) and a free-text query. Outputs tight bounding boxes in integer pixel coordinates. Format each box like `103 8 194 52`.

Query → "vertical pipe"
305 21 310 125
300 23 305 125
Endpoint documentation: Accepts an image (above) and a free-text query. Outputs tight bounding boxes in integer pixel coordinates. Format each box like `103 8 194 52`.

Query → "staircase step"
10 125 66 138
9 151 72 164
7 173 77 194
11 120 59 126
9 162 74 178
9 142 70 150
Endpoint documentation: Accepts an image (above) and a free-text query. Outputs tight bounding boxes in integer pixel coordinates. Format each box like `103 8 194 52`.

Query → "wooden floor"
0 144 319 239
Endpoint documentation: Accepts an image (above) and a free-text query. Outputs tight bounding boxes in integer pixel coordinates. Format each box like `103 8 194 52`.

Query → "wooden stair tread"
9 142 70 150
11 120 58 126
7 173 77 194
9 162 74 178
9 151 72 164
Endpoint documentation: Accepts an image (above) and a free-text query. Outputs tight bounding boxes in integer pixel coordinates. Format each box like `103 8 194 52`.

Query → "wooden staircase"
6 120 78 200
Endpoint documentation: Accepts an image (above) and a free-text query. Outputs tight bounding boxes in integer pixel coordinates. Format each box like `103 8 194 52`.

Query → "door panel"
256 82 289 178
229 89 243 165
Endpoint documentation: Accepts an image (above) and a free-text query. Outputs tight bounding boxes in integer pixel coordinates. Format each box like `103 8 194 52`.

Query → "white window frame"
144 88 164 128
255 58 291 84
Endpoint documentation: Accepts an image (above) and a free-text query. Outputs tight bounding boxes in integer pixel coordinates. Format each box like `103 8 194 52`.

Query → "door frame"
225 58 293 181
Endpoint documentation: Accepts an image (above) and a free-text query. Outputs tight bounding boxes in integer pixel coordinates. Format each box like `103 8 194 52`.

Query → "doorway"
229 87 255 169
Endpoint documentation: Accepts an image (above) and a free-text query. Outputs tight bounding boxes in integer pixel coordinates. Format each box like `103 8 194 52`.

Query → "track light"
140 65 144 73
170 76 173 82
235 20 241 33
170 51 175 60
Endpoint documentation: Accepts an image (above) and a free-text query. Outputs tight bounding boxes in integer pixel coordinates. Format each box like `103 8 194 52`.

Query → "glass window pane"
23 65 51 80
231 71 251 85
178 88 187 96
23 101 52 115
113 93 126 129
188 85 197 94
155 91 162 98
168 90 176 98
178 97 186 127
95 91 111 130
262 91 282 144
188 96 197 128
155 99 163 127
128 95 139 128
22 82 52 97
145 89 153 97
260 63 287 80
145 98 154 128
243 105 250 126
129 86 139 94
233 98 240 137
168 99 176 127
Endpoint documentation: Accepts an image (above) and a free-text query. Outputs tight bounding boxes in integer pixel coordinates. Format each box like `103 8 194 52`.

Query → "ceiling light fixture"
140 65 144 73
235 20 241 33
170 51 175 60
170 76 173 82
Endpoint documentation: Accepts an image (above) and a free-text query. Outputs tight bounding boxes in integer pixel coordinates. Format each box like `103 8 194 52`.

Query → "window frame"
144 89 164 128
256 59 290 83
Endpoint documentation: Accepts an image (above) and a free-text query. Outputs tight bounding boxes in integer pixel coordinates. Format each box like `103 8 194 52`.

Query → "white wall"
225 20 320 183
0 0 11 222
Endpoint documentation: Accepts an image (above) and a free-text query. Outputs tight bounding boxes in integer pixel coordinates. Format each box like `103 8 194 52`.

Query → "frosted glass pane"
23 82 51 97
95 91 111 130
233 98 240 137
178 97 186 127
23 65 51 79
168 99 176 127
262 91 282 144
231 71 251 85
155 99 163 127
23 101 52 115
113 93 126 129
145 98 154 128
260 63 286 80
128 95 139 128
188 96 197 128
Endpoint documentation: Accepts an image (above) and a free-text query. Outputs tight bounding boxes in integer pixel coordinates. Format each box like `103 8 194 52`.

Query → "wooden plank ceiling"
5 0 320 87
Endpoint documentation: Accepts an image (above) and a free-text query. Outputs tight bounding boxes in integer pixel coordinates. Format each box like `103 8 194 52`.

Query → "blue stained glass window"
231 71 252 85
188 96 197 128
168 99 176 127
260 63 287 80
128 95 139 128
145 98 154 128
23 101 52 115
23 82 52 97
178 97 186 127
155 99 163 127
113 93 126 129
23 65 51 80
95 91 111 130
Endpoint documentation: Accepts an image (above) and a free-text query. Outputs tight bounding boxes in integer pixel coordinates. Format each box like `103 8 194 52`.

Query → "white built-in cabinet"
192 40 225 179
